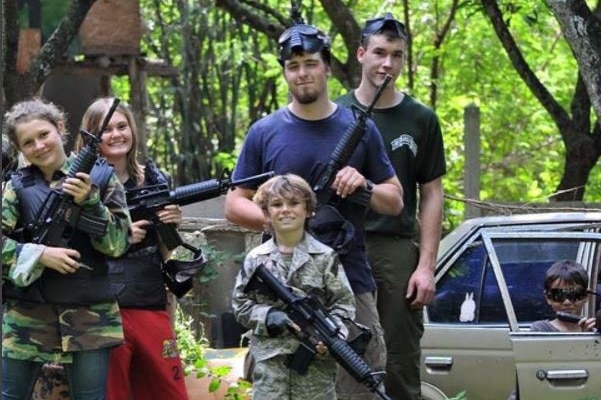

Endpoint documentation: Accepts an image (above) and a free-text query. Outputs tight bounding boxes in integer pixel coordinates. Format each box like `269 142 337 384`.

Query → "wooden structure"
17 0 177 157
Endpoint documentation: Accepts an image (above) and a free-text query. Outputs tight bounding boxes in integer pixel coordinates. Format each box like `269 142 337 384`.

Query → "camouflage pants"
335 291 388 400
252 354 337 400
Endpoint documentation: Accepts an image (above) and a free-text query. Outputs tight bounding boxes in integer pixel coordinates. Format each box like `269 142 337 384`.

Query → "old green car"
421 212 601 400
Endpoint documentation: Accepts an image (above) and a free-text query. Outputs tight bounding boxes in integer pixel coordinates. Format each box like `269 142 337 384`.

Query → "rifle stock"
29 98 121 247
245 264 391 400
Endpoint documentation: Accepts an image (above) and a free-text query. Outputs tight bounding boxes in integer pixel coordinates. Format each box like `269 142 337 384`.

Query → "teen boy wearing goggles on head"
225 21 403 400
336 12 446 400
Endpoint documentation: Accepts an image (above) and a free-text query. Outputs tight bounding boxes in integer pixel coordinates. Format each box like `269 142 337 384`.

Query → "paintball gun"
307 75 391 254
126 169 275 251
127 169 274 298
311 74 391 207
28 98 121 247
244 264 391 400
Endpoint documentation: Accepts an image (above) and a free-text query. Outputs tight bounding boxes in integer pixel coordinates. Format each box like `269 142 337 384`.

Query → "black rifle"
28 98 121 247
308 76 391 254
312 74 392 207
245 264 391 400
126 169 275 251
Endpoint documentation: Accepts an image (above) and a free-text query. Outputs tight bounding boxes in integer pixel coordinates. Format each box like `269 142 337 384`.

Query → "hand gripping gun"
311 74 392 208
126 170 275 297
245 264 391 400
28 98 121 247
308 75 391 254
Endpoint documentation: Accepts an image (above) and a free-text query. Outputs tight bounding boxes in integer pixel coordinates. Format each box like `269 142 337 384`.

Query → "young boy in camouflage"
232 174 355 400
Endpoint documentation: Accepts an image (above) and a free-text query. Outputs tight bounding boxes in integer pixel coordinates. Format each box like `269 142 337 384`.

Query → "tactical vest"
109 160 169 309
5 159 116 306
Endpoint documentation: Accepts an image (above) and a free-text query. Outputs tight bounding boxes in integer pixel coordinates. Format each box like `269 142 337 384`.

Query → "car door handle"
544 369 589 381
424 356 453 371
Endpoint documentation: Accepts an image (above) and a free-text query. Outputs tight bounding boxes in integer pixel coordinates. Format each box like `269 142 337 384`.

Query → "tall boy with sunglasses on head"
336 12 446 400
225 20 403 400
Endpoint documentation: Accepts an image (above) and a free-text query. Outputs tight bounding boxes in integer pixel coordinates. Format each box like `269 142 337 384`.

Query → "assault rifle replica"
308 75 391 254
126 169 275 251
311 74 391 207
28 98 121 247
245 264 391 400
127 169 274 297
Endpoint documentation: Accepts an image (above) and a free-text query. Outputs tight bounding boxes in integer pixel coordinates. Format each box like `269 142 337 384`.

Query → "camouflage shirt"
2 155 131 363
232 233 355 363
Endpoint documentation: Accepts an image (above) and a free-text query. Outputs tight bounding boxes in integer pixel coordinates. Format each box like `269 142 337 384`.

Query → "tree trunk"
547 0 601 124
3 0 97 105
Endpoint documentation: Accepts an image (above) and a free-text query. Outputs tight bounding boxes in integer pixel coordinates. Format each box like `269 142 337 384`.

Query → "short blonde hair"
253 173 316 215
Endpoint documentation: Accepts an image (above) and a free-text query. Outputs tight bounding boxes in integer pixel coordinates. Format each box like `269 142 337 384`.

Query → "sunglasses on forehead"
362 13 407 39
544 287 589 302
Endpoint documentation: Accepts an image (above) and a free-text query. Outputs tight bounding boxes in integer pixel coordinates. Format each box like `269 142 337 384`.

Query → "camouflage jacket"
232 233 355 363
2 155 131 363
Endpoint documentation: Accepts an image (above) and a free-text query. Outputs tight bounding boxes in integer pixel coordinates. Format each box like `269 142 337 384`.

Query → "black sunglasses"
545 287 588 303
362 12 407 40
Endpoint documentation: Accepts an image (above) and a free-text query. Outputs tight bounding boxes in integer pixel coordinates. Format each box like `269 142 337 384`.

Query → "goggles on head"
361 12 407 41
544 287 588 303
278 23 330 64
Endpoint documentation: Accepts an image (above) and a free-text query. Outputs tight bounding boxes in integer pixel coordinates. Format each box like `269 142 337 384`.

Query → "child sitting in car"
533 259 597 332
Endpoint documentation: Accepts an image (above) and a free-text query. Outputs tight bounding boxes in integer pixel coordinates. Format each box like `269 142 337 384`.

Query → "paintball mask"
162 243 207 298
278 23 331 65
361 12 407 41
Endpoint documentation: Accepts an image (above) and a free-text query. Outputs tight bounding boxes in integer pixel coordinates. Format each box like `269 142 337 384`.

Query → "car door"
422 227 601 400
507 233 601 400
510 331 601 400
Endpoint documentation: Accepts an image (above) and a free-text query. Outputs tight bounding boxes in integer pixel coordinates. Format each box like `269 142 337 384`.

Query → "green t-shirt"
336 91 446 237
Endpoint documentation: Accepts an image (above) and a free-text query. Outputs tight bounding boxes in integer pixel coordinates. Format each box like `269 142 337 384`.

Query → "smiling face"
283 51 330 105
358 33 406 88
266 195 308 235
16 118 67 176
545 278 588 315
98 111 134 162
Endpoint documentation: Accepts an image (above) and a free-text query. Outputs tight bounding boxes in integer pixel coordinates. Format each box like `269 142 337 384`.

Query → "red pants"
107 309 188 400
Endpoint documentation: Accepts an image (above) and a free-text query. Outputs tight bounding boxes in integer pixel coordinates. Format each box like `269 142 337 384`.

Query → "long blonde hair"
79 97 144 185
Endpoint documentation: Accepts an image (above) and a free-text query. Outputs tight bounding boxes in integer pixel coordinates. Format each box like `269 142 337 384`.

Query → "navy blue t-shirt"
232 105 396 295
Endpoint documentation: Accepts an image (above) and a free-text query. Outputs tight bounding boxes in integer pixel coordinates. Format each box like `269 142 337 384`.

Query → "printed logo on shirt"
162 339 180 358
391 134 417 157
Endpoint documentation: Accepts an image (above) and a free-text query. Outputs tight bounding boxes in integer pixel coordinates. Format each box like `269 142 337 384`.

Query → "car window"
428 235 599 326
428 243 488 324
493 239 582 323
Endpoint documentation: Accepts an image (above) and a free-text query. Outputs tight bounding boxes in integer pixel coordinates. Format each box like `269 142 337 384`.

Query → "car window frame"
481 230 601 331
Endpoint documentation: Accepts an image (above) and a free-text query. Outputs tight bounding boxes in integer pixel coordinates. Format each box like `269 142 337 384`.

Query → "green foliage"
132 0 600 230
448 390 468 400
174 306 252 398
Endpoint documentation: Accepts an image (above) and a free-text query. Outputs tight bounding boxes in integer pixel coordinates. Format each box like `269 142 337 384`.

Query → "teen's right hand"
40 246 82 274
128 219 152 244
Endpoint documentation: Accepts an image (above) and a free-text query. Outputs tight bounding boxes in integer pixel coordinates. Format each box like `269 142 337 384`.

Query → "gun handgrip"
157 223 183 251
286 341 316 375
